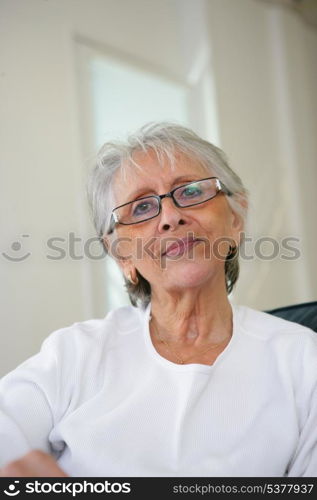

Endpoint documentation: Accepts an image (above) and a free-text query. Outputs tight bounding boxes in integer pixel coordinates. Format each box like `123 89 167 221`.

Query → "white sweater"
0 303 316 477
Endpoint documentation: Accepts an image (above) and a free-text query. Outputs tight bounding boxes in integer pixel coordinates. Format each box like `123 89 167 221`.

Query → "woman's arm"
287 381 317 477
286 333 317 477
0 329 74 470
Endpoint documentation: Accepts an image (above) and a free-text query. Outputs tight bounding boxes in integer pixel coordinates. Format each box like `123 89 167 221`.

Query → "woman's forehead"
112 150 210 200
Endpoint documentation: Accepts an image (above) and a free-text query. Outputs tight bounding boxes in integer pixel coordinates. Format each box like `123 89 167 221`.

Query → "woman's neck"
150 282 233 347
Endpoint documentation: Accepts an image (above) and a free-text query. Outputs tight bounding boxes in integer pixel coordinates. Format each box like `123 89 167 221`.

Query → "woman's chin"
162 260 215 289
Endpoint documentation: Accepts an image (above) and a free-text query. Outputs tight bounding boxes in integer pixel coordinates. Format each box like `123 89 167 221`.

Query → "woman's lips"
163 238 201 257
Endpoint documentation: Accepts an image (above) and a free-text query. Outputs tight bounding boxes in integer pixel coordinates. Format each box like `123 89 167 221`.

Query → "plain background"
1 0 317 376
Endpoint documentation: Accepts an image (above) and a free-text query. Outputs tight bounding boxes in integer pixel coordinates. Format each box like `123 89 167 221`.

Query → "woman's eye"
181 185 202 198
132 201 153 216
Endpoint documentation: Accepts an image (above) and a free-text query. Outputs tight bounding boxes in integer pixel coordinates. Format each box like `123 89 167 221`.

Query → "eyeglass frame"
106 176 233 234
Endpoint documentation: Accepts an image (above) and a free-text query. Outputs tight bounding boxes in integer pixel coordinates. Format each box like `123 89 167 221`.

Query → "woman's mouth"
163 237 202 257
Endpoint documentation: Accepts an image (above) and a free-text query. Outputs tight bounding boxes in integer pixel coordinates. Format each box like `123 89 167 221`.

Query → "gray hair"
87 122 248 307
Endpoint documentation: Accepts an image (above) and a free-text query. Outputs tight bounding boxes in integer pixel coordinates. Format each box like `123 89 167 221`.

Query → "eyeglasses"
107 177 232 234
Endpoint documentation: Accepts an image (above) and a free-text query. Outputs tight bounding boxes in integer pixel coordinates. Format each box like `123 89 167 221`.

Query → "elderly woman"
0 123 316 478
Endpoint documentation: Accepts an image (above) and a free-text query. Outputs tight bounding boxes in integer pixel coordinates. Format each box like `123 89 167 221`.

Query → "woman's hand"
0 450 68 477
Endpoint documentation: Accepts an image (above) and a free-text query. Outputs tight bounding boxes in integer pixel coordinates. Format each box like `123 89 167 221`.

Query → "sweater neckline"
141 301 241 373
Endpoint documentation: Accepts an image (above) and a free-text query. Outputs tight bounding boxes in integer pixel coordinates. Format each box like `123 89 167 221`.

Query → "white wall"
0 0 86 376
206 0 317 309
1 0 316 376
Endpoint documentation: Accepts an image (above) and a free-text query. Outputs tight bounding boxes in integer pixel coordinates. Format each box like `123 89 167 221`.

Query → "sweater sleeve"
0 329 73 468
286 382 317 477
286 331 317 477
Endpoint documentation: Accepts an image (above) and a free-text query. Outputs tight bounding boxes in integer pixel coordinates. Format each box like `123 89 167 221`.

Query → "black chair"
266 301 317 332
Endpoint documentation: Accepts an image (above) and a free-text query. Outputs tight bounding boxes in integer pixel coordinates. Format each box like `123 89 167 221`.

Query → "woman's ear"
101 236 109 254
229 207 243 233
117 258 132 279
105 236 134 280
116 260 139 286
102 229 137 281
230 194 248 246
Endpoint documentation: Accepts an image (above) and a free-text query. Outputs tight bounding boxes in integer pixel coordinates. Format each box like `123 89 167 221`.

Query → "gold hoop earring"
127 272 139 286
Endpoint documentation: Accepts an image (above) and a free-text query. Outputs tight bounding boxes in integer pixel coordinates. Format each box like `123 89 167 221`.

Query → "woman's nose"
157 197 187 232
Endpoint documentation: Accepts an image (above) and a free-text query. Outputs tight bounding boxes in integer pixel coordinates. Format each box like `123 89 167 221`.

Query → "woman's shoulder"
232 303 317 347
45 304 144 347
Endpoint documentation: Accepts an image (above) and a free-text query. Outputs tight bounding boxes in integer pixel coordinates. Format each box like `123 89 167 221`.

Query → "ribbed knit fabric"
0 303 316 477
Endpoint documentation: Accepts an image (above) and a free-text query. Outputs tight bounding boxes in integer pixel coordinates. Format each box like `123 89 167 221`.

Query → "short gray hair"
87 122 248 307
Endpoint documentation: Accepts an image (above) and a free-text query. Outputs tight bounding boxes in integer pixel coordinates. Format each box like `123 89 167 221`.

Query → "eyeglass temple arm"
217 179 233 196
106 212 119 235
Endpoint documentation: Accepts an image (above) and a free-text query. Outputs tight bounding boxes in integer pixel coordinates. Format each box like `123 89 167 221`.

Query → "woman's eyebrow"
126 175 201 200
